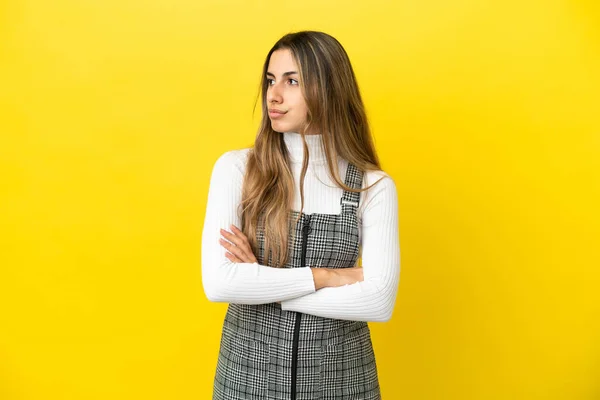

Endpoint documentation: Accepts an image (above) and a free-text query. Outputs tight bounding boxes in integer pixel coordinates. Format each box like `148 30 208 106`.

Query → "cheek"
294 96 308 116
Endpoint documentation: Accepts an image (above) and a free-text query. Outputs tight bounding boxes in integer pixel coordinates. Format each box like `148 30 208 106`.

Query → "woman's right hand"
311 267 364 290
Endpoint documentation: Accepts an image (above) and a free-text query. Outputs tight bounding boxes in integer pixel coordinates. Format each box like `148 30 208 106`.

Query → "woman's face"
266 49 310 134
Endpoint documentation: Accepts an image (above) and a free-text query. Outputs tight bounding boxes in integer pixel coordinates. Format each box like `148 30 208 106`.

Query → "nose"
267 82 282 104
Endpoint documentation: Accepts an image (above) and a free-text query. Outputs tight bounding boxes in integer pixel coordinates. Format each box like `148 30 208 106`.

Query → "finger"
225 251 242 263
227 252 242 263
219 238 248 261
220 229 253 260
230 225 250 245
229 226 252 251
220 228 245 248
219 235 250 261
229 226 255 259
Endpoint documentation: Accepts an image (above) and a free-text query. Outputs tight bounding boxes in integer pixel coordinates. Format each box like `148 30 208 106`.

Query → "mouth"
268 109 287 119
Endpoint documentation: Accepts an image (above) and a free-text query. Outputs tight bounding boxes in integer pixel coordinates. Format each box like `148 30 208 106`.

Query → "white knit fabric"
201 132 400 322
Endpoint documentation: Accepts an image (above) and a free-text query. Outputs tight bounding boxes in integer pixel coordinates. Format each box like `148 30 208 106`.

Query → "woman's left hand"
219 225 258 264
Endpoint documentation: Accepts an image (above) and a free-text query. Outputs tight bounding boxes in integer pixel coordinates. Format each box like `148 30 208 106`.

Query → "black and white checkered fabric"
213 164 381 400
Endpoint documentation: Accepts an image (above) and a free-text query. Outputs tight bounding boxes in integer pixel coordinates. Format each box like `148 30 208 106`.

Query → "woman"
201 31 400 400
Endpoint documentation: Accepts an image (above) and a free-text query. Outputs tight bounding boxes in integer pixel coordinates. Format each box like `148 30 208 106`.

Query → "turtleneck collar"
283 132 327 164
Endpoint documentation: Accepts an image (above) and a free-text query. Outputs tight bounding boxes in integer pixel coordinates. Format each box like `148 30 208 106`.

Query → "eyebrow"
266 71 298 78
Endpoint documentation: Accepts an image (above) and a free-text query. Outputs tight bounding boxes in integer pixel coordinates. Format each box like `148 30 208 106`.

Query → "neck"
283 132 327 164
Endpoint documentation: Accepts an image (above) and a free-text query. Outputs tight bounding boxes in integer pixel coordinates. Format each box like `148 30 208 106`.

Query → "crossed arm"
201 151 400 322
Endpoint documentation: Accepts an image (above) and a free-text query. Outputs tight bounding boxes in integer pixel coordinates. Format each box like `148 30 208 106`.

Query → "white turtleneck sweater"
201 132 400 322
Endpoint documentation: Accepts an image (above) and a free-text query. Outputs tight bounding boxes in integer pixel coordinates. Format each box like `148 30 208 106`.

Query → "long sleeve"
279 172 401 322
201 150 316 304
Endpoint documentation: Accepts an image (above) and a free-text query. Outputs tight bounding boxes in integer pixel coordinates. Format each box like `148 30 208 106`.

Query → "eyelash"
267 78 298 86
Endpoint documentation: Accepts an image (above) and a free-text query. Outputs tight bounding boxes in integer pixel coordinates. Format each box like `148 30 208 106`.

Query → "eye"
289 78 299 85
266 79 275 86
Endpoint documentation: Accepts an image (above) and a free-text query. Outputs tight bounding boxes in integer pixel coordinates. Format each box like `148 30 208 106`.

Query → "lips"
268 109 287 119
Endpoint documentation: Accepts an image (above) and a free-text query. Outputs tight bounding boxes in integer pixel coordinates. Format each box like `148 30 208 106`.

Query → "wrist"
310 267 331 290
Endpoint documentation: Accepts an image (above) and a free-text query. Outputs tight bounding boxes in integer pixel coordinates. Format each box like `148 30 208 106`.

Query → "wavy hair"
240 31 383 268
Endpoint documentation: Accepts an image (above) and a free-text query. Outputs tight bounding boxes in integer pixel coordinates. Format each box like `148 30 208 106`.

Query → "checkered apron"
213 164 381 400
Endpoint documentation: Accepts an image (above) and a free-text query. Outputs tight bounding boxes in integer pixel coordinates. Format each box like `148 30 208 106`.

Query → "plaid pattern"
213 164 381 400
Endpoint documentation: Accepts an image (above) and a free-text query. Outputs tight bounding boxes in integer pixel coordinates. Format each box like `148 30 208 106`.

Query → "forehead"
267 49 298 74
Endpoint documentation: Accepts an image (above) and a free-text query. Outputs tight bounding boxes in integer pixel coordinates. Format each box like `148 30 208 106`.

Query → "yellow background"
1 0 599 399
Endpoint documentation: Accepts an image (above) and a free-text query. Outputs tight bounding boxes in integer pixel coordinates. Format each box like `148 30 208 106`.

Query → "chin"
270 122 287 133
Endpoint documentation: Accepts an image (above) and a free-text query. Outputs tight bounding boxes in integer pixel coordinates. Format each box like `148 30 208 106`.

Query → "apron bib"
213 164 381 400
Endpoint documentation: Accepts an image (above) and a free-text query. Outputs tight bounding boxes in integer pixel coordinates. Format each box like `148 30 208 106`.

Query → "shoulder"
211 148 252 178
358 167 398 217
362 168 397 193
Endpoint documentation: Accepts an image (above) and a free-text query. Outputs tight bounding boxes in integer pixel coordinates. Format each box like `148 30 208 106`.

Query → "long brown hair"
241 31 383 268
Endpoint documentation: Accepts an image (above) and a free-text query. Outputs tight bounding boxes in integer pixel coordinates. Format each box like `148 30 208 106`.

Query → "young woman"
201 31 400 400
